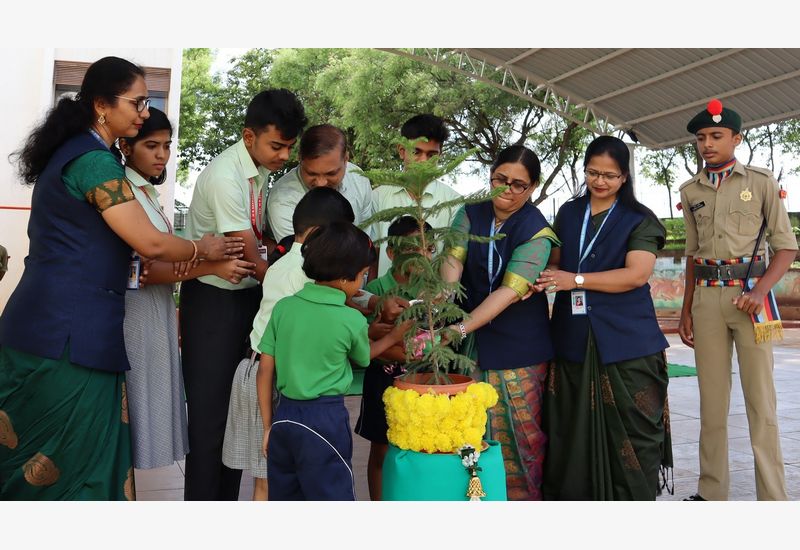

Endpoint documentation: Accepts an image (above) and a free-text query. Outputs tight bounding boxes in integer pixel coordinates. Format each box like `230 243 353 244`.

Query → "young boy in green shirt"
256 222 410 500
354 216 433 500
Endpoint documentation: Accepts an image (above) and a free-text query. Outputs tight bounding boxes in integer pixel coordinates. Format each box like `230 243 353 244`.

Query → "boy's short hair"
400 114 450 145
302 222 377 282
244 89 308 139
387 216 433 246
292 187 355 235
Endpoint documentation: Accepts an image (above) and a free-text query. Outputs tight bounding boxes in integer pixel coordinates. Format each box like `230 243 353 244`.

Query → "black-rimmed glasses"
490 175 532 195
115 95 151 113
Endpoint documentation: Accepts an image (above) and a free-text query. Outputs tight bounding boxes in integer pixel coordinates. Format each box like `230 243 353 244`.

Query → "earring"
98 114 106 125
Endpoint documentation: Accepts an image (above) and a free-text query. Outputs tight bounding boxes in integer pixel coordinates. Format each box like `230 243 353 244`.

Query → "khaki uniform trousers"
692 285 787 500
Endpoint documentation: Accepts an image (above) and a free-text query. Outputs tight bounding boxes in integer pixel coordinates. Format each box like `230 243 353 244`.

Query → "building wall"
0 48 182 312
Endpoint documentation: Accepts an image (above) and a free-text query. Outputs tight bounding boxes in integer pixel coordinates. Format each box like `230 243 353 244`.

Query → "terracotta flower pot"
393 373 474 396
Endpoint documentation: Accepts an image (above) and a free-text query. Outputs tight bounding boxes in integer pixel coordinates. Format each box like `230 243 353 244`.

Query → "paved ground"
135 328 800 501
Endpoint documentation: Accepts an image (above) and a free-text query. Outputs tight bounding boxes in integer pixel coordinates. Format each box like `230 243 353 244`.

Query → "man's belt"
694 261 766 281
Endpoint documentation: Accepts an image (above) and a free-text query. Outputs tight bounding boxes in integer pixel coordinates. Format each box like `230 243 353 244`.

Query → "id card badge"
258 245 268 262
571 290 587 315
127 255 141 290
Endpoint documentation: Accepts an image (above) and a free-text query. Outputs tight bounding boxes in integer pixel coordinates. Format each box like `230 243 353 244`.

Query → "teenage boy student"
678 99 798 501
266 124 373 242
256 222 411 500
354 216 433 500
181 89 307 500
372 114 461 276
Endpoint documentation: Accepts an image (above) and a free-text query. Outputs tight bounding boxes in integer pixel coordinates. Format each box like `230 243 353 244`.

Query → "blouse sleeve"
446 206 471 263
63 150 135 212
502 227 560 298
627 216 666 254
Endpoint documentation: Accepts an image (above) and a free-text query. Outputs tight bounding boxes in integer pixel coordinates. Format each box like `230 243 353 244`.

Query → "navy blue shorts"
267 394 355 501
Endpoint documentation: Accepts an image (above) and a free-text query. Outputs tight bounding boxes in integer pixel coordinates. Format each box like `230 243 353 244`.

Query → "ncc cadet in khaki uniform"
678 99 798 501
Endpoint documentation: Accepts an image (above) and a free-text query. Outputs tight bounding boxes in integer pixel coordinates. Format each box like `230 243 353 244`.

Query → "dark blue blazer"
550 196 668 364
0 133 133 372
460 201 554 370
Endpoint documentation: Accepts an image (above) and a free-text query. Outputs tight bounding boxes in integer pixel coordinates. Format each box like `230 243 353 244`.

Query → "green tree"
177 48 218 183
640 148 680 219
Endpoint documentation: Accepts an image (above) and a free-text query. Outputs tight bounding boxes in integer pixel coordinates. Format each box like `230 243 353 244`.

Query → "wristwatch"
574 274 585 289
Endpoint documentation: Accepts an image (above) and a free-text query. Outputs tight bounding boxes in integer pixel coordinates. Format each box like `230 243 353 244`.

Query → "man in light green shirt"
180 89 307 501
266 124 374 242
372 114 461 276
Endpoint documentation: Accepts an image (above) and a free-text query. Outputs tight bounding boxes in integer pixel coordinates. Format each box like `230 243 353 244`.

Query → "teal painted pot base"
382 440 507 501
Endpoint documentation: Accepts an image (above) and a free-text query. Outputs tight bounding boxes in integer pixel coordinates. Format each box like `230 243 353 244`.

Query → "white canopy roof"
384 48 800 150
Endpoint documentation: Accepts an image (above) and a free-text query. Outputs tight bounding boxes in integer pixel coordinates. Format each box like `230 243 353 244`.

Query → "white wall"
0 48 182 312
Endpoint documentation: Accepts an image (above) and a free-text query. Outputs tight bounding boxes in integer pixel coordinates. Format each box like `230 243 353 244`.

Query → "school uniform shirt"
258 282 370 400
248 242 311 350
371 180 461 276
266 162 374 242
679 161 797 259
125 168 171 233
186 138 270 290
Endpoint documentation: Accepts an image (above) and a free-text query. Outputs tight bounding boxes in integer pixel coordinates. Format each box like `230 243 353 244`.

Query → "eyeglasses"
490 175 532 195
115 95 151 113
584 169 623 183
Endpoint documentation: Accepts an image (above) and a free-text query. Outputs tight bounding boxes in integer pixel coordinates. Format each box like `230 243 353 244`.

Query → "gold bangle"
189 240 198 263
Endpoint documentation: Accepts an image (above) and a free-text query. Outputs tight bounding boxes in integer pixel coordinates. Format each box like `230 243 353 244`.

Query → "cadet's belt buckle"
721 265 734 280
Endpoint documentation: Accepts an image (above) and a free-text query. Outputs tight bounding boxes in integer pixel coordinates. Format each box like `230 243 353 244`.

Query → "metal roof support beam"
548 48 633 84
382 48 611 139
625 68 800 126
505 48 540 67
590 48 745 104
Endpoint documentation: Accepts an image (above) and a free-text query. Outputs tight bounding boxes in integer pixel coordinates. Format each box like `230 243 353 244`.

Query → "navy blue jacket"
460 201 554 370
550 196 667 364
0 133 133 372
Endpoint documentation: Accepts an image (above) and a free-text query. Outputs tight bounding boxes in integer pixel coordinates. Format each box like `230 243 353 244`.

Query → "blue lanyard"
488 218 504 289
88 129 109 149
578 200 617 273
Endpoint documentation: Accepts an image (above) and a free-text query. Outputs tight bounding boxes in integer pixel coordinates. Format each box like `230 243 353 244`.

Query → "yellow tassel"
466 474 486 501
754 321 784 344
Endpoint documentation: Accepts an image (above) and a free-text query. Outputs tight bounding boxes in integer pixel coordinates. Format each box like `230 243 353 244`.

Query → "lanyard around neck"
249 178 263 241
578 199 617 273
488 217 504 289
141 185 173 234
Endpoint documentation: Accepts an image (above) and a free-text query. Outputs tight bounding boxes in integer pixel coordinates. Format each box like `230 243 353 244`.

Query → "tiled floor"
135 328 800 501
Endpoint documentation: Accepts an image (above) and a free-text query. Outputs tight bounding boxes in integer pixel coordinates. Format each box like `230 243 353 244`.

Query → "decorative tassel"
467 474 486 501
751 290 783 344
754 321 784 344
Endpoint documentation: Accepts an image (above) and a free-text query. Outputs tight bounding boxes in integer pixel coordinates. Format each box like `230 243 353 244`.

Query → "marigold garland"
383 382 499 453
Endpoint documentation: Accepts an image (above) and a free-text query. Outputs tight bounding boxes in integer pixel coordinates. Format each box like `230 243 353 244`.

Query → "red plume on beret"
707 99 723 116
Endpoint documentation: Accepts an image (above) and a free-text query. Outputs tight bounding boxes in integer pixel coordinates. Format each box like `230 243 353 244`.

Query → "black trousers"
179 278 261 500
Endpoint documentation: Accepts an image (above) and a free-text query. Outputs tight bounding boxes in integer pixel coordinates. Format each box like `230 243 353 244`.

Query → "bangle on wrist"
188 240 198 263
457 322 467 340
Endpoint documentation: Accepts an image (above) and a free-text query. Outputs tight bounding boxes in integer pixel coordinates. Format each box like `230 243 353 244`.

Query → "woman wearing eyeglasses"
442 145 560 500
536 135 672 500
0 56 243 500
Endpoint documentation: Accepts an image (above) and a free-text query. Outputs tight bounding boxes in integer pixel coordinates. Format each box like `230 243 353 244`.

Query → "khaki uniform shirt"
679 161 797 260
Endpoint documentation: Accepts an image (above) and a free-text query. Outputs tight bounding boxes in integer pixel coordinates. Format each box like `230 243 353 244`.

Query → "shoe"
682 493 706 501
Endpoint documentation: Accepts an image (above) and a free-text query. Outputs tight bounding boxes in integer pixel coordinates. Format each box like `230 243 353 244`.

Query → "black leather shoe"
683 493 706 501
